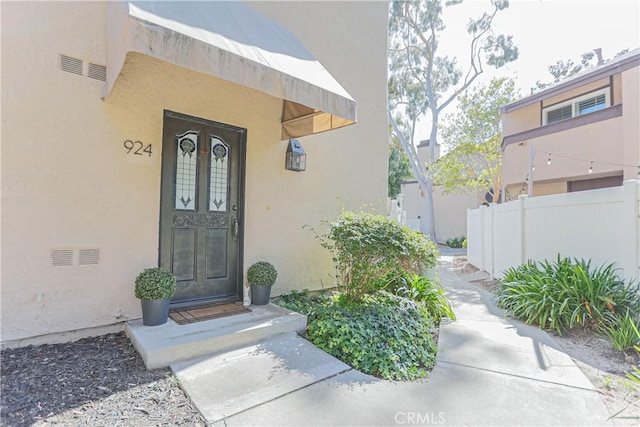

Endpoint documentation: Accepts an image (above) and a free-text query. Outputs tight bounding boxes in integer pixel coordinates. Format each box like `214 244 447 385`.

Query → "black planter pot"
140 299 171 326
251 284 272 305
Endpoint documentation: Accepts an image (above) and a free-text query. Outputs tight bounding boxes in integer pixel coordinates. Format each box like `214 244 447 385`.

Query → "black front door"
159 111 245 307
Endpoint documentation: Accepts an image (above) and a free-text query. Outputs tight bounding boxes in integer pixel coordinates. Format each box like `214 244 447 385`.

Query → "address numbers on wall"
124 140 152 157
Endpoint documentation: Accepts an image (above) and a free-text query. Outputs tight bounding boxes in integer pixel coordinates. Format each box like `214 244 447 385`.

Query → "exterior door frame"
158 110 246 309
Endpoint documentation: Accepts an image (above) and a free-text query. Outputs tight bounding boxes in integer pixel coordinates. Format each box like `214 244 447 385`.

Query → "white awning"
103 0 356 139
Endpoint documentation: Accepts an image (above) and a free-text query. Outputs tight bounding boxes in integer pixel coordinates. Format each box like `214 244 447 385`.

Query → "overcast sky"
415 0 640 141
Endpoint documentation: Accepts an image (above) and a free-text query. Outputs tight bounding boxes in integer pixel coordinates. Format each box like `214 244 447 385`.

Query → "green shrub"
602 310 640 351
496 256 640 334
275 289 330 322
393 274 455 321
316 211 438 301
444 236 465 248
462 238 468 249
247 261 278 286
305 291 437 381
134 267 176 300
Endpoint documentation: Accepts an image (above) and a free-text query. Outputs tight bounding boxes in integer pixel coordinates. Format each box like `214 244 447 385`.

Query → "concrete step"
172 332 352 424
125 303 307 369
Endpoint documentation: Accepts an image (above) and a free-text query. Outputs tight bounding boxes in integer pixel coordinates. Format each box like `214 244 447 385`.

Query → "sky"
414 0 640 142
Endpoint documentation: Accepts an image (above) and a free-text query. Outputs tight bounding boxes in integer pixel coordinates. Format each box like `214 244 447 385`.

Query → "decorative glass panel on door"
209 136 230 212
175 131 198 210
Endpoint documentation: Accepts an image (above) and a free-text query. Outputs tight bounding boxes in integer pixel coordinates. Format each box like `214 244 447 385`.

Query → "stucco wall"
502 64 638 192
502 117 625 188
1 1 388 343
541 77 611 108
400 182 482 242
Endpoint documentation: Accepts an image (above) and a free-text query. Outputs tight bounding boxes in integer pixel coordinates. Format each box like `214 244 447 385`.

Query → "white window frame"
542 88 610 125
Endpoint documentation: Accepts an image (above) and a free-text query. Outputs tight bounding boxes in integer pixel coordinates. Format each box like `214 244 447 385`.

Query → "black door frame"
158 110 247 309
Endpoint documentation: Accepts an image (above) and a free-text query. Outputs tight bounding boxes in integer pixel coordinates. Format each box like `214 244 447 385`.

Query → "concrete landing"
172 333 352 424
125 303 306 369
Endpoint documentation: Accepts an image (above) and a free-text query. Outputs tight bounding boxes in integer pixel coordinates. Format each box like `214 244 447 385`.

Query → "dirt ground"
451 255 640 426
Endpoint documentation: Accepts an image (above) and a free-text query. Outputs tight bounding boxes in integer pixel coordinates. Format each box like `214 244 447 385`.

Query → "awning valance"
103 0 356 139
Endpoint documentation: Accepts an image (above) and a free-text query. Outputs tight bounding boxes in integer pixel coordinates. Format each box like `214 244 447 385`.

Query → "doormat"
169 302 251 325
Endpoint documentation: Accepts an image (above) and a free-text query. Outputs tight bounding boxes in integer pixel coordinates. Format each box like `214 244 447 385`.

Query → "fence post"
478 205 486 272
621 180 640 282
517 194 528 266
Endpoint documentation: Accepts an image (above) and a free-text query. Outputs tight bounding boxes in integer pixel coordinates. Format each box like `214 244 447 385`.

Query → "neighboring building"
1 1 388 345
501 49 640 199
401 140 483 241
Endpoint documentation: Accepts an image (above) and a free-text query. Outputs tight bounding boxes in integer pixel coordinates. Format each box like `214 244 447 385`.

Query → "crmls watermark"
395 411 446 425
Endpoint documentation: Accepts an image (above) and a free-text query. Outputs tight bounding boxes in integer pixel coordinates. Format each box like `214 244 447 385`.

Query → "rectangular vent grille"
58 54 106 81
79 248 100 265
87 63 107 81
59 55 83 75
51 249 74 267
51 248 101 266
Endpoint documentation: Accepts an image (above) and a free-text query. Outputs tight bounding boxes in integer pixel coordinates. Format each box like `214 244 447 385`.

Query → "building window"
543 88 609 125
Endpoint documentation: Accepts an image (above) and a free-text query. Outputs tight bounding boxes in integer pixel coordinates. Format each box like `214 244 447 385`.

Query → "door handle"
232 217 239 241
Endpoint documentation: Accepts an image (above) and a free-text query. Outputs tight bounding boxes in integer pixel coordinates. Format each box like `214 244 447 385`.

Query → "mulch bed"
0 332 206 426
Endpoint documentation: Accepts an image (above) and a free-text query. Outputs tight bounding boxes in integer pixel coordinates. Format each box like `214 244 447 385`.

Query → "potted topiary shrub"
134 267 177 326
247 261 277 306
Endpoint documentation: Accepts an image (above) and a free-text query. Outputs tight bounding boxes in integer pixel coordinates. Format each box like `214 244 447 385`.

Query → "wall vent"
87 63 107 81
79 248 100 265
51 248 101 266
51 249 74 267
59 54 83 76
58 54 106 81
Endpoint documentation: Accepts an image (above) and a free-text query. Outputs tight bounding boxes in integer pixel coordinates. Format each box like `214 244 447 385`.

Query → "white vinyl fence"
388 194 408 227
467 180 640 282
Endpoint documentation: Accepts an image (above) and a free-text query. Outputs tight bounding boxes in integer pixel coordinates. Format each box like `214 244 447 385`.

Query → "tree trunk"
388 112 437 242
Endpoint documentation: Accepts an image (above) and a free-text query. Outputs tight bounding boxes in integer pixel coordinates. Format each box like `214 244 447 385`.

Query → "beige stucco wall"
541 77 611 108
1 1 388 343
506 182 568 200
502 64 638 194
502 77 623 140
502 116 625 187
400 182 482 242
621 66 640 180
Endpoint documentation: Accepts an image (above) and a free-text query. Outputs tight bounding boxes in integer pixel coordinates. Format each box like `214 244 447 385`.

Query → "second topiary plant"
247 261 277 306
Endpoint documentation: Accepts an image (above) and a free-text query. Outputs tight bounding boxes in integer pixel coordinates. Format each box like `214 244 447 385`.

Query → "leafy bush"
462 238 468 249
316 211 438 301
134 267 176 300
602 310 640 351
247 261 278 286
496 256 640 334
306 291 437 381
393 274 455 321
276 290 330 322
444 236 465 248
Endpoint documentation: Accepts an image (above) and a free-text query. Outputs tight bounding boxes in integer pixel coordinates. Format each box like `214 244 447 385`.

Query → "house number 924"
124 140 152 157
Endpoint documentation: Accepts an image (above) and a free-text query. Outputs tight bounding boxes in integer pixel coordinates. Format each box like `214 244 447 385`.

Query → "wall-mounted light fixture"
285 139 306 172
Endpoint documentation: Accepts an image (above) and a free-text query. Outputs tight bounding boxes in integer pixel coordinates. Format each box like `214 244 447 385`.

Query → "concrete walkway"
174 256 612 426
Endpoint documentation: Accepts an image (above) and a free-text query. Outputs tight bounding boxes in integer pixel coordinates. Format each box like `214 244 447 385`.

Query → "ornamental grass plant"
496 256 640 335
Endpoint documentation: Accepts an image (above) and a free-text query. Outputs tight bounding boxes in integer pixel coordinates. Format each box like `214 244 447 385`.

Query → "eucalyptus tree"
431 77 518 204
534 48 630 91
388 137 413 198
388 0 518 240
